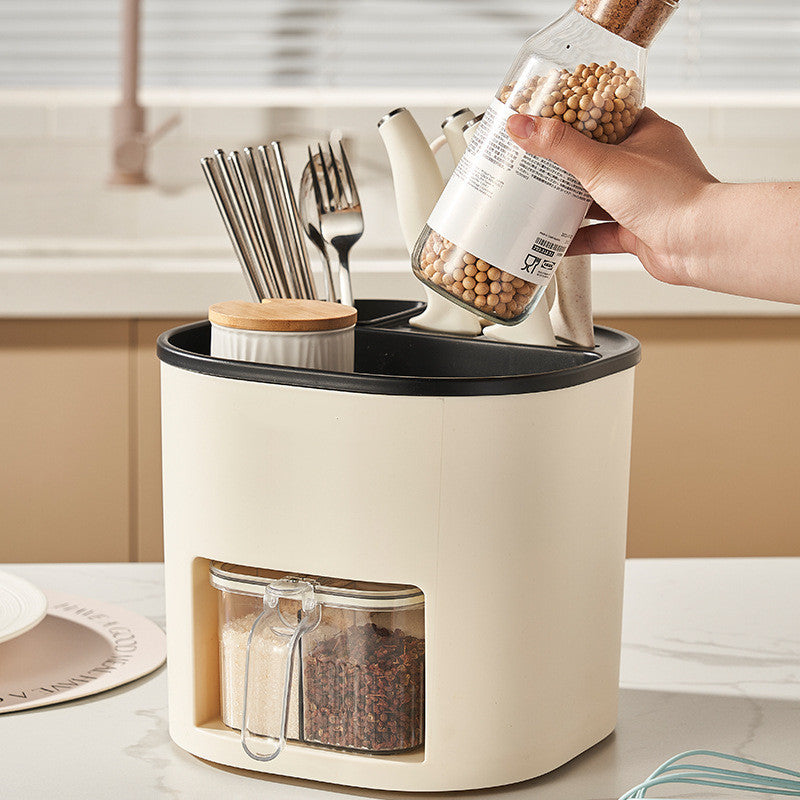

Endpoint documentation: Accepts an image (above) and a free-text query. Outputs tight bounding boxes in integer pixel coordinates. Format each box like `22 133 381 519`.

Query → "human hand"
506 108 717 288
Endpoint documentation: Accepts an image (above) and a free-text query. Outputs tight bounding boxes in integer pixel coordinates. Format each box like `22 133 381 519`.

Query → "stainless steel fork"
310 141 363 307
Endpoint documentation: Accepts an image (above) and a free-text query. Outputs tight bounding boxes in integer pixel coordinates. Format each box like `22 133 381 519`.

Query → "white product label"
428 98 591 285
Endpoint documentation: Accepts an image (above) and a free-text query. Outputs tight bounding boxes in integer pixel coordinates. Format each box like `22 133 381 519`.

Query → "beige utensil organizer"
158 302 639 791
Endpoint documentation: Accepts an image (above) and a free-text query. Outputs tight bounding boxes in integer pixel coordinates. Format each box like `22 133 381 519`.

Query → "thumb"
506 114 610 193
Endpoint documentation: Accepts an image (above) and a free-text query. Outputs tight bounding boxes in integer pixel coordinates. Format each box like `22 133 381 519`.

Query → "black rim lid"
157 318 640 397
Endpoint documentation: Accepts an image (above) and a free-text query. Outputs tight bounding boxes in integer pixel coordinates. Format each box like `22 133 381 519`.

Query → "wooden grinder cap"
209 300 357 332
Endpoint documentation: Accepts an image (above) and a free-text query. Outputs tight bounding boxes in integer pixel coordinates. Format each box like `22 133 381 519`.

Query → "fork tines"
312 141 361 212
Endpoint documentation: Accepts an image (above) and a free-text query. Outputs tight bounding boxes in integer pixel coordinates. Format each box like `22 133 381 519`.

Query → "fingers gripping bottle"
411 0 678 325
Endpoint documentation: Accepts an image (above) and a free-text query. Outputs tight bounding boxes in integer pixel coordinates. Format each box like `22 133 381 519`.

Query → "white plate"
0 570 48 644
0 590 166 713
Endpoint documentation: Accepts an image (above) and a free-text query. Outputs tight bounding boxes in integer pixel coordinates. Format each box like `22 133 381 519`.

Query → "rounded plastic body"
412 3 673 325
158 312 640 791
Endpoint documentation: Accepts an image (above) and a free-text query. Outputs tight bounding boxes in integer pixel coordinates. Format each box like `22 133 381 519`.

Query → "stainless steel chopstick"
257 145 302 299
212 149 270 300
200 156 261 301
269 141 318 300
204 140 328 302
243 146 291 299
227 150 280 299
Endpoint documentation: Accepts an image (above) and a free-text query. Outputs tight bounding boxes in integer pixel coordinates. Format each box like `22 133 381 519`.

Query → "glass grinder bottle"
411 0 678 325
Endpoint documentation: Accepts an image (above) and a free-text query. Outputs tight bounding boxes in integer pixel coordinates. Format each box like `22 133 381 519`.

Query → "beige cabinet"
601 317 800 558
0 320 133 562
1 316 799 561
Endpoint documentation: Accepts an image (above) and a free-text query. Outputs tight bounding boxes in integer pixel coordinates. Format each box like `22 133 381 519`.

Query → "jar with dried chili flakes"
411 0 678 325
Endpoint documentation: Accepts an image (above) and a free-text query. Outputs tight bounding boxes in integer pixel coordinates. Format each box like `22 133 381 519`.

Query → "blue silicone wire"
628 775 800 799
618 750 800 800
645 765 800 793
646 751 800 783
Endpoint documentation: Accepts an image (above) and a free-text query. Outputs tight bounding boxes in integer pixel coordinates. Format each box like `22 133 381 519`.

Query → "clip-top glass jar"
411 0 678 325
210 563 425 761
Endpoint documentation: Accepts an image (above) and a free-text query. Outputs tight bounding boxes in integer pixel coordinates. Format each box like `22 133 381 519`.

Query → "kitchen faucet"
109 0 179 185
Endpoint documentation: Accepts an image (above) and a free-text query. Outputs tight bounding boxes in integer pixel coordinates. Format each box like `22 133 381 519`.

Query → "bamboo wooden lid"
209 300 357 332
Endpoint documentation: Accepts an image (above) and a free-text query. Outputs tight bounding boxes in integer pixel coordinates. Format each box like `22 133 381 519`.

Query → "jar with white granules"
411 0 678 325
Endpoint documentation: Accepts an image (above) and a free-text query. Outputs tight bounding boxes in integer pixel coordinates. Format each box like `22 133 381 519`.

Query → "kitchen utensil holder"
159 298 640 792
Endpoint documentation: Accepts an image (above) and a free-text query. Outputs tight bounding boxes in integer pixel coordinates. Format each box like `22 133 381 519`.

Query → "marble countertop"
2 559 798 799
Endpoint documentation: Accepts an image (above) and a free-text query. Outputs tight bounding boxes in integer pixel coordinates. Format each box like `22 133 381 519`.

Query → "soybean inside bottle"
411 0 678 325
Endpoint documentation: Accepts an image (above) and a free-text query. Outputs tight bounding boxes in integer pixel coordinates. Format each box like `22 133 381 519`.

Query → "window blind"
0 0 798 90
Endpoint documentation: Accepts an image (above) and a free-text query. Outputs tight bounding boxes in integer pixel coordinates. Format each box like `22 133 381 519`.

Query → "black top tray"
157 299 640 397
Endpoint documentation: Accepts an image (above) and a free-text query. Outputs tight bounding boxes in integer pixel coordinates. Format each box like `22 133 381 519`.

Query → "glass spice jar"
411 0 678 325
